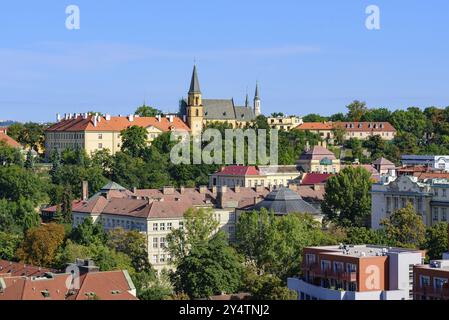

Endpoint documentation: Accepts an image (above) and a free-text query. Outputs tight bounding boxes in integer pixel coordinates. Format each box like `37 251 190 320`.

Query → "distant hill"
0 121 17 127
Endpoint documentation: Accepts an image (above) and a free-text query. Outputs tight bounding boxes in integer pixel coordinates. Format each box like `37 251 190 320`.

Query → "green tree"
135 105 162 117
167 208 219 263
171 231 243 299
423 223 449 260
243 266 297 300
380 204 426 248
120 126 148 157
69 217 108 246
24 149 34 169
0 231 22 260
346 100 368 121
322 166 372 227
343 227 389 246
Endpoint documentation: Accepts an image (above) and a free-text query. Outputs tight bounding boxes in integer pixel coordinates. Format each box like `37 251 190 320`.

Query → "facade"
267 115 303 131
288 245 424 300
209 165 302 189
334 122 396 141
296 146 341 174
402 155 449 172
45 113 190 157
180 65 260 135
0 259 137 300
413 260 449 300
371 175 449 229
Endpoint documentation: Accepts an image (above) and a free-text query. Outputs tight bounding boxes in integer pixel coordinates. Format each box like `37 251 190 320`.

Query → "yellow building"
267 115 303 131
45 113 190 157
181 65 260 134
296 145 341 174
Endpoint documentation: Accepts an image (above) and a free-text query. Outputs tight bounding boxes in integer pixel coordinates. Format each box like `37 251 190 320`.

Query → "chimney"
93 116 98 127
199 185 208 194
76 259 100 275
180 186 185 194
132 187 137 194
256 185 264 193
313 184 321 191
219 185 227 194
105 114 111 121
169 115 174 123
157 115 162 122
183 115 187 123
163 186 175 195
217 186 227 208
82 181 89 201
56 114 61 122
288 184 298 191
269 184 275 191
234 185 240 193
212 186 217 194
128 114 134 122
254 197 259 205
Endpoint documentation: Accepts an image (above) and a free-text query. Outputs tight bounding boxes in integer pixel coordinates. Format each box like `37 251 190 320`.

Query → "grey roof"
189 65 201 94
248 187 320 215
234 106 256 121
255 82 260 100
203 99 236 120
100 181 127 192
372 157 395 166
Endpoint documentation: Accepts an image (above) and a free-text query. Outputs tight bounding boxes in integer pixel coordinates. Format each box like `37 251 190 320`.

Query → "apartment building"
45 113 190 157
334 122 396 141
67 181 325 272
371 175 449 229
267 115 303 131
288 245 424 300
209 165 302 188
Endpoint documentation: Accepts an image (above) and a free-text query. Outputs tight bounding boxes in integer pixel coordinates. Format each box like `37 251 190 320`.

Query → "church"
179 65 261 135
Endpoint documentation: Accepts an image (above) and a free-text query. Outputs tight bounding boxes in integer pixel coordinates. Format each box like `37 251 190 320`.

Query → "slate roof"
189 65 201 94
180 98 256 122
247 187 321 215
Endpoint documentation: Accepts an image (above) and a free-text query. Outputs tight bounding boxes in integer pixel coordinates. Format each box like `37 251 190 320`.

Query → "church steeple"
189 65 201 94
245 93 250 108
253 82 261 116
187 65 203 135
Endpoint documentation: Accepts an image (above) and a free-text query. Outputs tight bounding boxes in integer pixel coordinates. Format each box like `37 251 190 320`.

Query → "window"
98 134 103 139
346 263 357 273
152 223 158 231
442 208 447 221
229 213 236 222
153 238 158 249
321 260 331 271
228 225 235 233
98 143 103 149
433 207 439 221
434 277 448 289
420 276 430 288
333 262 344 272
160 254 166 263
305 254 316 265
152 255 158 264
160 237 166 248
167 222 172 230
179 221 184 230
443 189 447 197
160 223 165 231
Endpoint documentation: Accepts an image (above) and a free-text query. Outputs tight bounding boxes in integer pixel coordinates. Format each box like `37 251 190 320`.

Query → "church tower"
187 65 204 136
254 82 261 116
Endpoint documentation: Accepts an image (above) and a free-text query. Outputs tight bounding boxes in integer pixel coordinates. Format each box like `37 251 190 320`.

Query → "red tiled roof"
295 122 333 131
46 115 190 133
216 165 260 176
414 172 449 180
0 260 56 277
0 133 21 148
41 200 85 213
299 146 337 161
334 122 396 132
301 173 332 185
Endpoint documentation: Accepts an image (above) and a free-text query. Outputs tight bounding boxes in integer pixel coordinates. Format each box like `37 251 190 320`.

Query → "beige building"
296 146 341 174
267 115 303 131
334 122 397 141
45 113 190 157
209 165 302 188
69 181 324 272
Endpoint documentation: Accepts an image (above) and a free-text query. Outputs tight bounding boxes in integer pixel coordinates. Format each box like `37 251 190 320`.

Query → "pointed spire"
189 65 201 94
254 81 260 100
245 93 250 108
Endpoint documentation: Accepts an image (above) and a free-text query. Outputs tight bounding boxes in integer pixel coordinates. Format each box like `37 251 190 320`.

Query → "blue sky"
1 0 449 122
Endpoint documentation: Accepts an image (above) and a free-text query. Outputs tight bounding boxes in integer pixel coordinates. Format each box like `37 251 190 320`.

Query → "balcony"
414 285 449 300
302 263 357 282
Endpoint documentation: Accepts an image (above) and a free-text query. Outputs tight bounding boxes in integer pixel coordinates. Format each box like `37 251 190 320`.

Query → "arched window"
196 109 199 117
195 97 199 105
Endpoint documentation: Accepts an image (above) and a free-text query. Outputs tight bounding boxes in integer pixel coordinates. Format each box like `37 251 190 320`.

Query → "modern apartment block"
371 175 449 229
288 245 424 300
401 155 449 172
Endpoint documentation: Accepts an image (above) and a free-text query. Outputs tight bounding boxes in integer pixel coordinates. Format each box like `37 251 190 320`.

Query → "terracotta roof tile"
295 122 333 130
0 133 21 148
